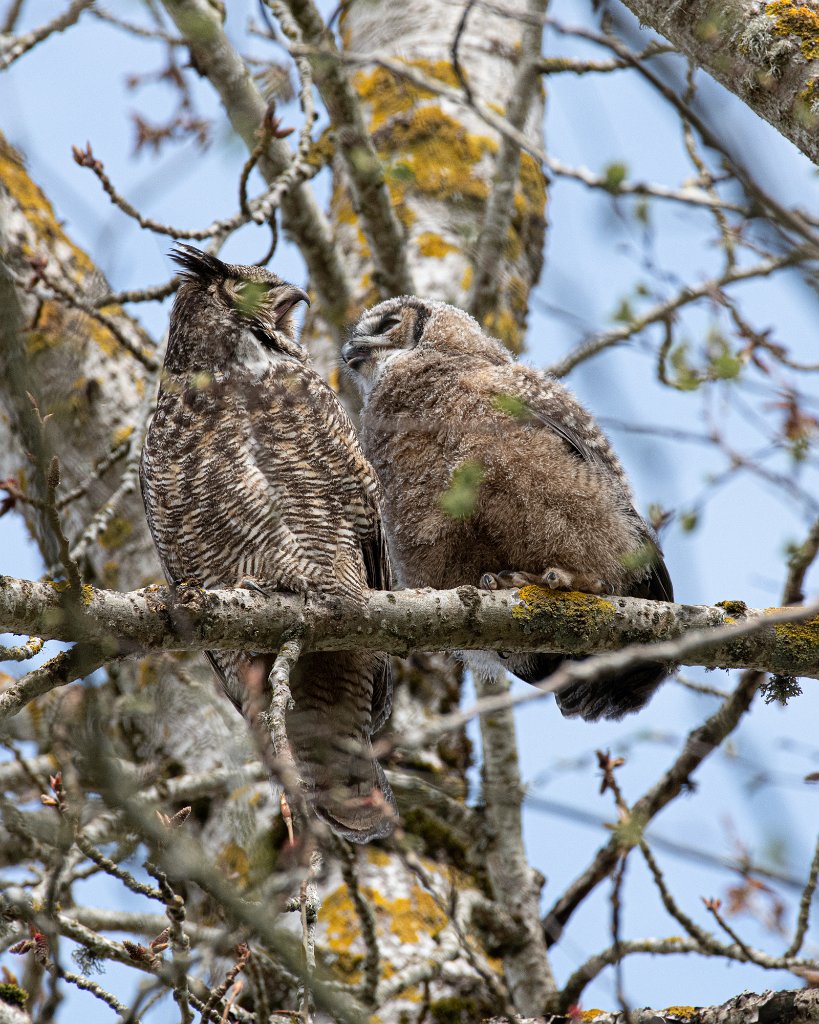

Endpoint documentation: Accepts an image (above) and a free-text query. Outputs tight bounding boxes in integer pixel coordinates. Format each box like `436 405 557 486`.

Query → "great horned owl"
342 297 673 721
140 245 395 840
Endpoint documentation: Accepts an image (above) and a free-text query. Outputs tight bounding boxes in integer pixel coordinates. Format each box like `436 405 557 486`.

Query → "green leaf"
438 460 486 519
492 393 531 419
603 161 628 192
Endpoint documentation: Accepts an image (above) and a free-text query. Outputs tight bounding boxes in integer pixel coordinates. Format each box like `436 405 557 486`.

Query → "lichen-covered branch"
1 578 818 715
616 0 819 168
488 987 819 1024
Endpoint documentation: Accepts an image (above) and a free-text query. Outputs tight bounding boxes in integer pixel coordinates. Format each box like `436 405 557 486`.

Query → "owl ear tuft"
170 244 229 283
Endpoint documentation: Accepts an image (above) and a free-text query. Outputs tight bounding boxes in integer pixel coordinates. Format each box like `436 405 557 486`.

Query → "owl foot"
480 568 610 594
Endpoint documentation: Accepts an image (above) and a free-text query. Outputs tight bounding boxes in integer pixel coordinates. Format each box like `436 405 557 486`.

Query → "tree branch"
468 0 547 324
616 0 819 169
274 0 414 297
2 579 818 720
159 0 353 326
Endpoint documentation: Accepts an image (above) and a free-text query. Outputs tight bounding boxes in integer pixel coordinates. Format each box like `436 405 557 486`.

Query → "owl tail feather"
312 757 397 843
508 653 670 722
207 650 397 842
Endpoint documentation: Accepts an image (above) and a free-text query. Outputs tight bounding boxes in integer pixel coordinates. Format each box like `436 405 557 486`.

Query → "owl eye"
374 314 400 335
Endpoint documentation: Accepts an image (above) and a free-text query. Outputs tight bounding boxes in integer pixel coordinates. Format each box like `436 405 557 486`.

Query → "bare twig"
784 834 819 959
0 0 92 70
549 253 798 378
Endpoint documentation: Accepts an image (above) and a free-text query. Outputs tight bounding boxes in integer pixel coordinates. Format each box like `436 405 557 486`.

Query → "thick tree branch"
616 0 819 168
468 0 547 324
486 987 819 1023
476 671 557 1012
1 578 818 719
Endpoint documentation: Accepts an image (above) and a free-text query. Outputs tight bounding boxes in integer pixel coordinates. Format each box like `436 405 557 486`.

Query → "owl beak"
273 286 310 326
341 340 372 369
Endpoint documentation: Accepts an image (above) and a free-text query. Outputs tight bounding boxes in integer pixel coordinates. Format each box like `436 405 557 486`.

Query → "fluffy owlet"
342 297 673 721
140 245 396 840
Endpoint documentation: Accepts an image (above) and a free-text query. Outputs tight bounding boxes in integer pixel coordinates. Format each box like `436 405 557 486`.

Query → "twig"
703 896 758 963
549 253 799 378
639 841 723 954
334 839 380 1006
44 457 83 594
0 636 44 662
145 856 194 1024
543 670 763 946
784 516 819 606
784 834 819 958
610 855 630 1018
199 943 252 1022
73 832 165 902
299 849 322 1023
0 0 92 71
450 0 476 104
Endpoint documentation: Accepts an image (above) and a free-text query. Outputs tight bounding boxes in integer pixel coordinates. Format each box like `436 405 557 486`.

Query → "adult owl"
140 244 395 841
342 297 673 721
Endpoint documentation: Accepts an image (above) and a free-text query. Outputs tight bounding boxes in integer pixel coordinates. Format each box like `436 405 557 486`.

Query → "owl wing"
507 369 673 603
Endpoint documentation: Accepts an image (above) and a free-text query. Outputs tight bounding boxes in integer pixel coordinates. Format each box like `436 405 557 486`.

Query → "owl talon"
480 570 538 590
540 568 608 594
480 572 499 591
238 577 269 596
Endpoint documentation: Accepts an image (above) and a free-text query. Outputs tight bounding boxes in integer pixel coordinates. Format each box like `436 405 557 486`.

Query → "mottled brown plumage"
343 297 673 721
140 245 395 840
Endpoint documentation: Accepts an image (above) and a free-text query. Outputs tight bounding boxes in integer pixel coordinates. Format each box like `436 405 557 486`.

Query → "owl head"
342 296 510 395
164 244 310 371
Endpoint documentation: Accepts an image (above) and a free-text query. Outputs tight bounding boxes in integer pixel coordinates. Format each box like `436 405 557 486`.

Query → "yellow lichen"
580 1011 605 1022
772 618 819 662
415 232 459 258
112 425 135 447
366 847 391 868
483 307 523 353
216 842 249 884
512 584 615 620
98 515 133 551
369 884 447 944
662 1008 697 1020
766 1 819 59
0 135 92 273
